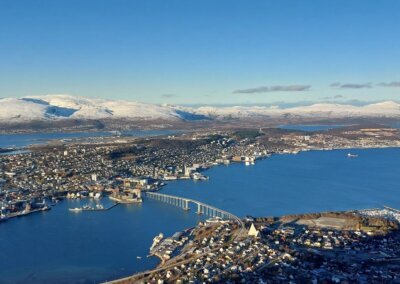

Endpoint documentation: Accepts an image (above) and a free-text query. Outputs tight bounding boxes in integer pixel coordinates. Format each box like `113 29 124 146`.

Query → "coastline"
107 145 400 283
1 128 400 282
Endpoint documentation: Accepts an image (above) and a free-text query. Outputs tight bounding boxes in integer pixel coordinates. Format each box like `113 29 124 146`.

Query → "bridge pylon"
196 204 203 215
183 200 190 211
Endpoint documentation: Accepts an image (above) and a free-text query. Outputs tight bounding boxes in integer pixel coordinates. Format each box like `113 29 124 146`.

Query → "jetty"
69 203 120 212
3 206 51 221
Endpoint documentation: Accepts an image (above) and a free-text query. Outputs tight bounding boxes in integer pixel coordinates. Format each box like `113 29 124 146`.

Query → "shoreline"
107 145 400 283
108 205 400 284
1 130 399 282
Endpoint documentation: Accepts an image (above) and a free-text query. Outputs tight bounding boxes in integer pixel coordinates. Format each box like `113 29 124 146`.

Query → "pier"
68 203 120 212
82 203 120 211
145 192 242 225
3 207 51 220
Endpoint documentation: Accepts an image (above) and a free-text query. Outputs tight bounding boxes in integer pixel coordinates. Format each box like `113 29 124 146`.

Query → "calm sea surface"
0 147 399 283
0 130 179 149
164 148 400 216
0 199 204 284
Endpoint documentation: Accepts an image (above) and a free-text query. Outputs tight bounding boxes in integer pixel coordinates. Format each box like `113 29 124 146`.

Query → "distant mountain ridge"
180 100 400 119
0 95 399 125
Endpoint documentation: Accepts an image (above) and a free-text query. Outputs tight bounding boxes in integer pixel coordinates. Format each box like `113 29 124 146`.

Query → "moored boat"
69 207 82 212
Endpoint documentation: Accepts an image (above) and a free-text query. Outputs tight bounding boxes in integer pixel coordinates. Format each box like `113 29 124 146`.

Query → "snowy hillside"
0 95 183 122
182 101 400 119
0 95 399 124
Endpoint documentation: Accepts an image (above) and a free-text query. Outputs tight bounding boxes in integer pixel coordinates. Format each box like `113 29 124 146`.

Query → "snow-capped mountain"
0 95 183 122
179 101 400 119
0 95 399 124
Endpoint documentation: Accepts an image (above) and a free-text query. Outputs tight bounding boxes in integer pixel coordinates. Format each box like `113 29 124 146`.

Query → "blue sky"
0 0 399 105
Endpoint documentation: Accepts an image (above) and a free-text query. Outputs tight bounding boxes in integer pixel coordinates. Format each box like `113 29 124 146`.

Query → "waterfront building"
183 164 191 177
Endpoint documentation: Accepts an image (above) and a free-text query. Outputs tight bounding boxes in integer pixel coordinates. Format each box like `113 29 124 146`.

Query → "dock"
3 207 51 221
69 203 120 212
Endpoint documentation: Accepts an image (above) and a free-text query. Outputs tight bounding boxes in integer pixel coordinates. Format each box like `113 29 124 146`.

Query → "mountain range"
0 95 399 129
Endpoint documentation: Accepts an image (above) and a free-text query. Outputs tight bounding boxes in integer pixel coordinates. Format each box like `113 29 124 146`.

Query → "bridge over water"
106 192 245 283
145 191 242 225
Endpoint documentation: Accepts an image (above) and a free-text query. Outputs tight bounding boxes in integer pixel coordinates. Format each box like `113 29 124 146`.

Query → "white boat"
69 207 82 212
347 153 358 158
94 192 102 199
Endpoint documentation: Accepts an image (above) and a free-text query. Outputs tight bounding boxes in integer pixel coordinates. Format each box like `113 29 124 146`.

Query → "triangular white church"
248 223 259 237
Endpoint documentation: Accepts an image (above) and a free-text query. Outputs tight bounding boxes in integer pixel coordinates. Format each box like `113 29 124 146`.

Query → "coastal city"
1 125 400 221
1 125 400 282
121 210 400 283
2 1 400 283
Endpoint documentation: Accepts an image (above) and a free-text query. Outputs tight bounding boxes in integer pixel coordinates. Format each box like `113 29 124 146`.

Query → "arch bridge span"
145 192 242 225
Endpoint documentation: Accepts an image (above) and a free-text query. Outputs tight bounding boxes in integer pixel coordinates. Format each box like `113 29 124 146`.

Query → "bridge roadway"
104 192 245 283
145 191 242 225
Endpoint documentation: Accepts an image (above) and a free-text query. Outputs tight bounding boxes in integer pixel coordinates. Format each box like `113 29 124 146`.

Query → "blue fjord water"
0 198 204 284
0 147 399 283
164 148 400 216
0 130 179 149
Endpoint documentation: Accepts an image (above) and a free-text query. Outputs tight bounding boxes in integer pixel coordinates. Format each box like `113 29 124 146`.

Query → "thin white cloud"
233 85 311 94
330 82 372 89
161 94 177 98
